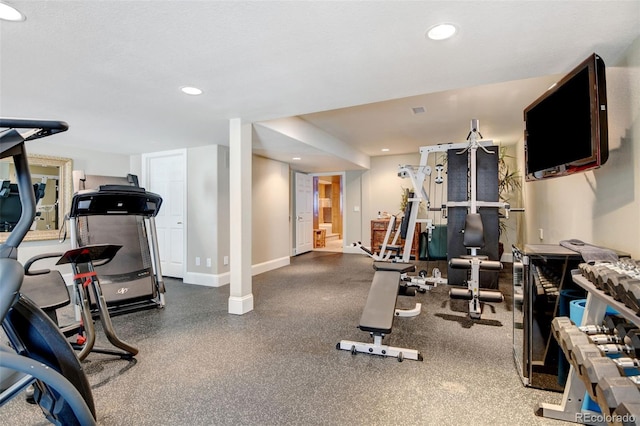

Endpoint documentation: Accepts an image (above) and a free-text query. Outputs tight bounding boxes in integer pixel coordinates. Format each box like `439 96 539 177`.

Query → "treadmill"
69 171 165 317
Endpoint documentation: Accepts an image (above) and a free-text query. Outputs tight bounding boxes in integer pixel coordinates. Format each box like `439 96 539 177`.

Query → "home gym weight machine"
353 197 447 291
0 118 96 425
396 119 509 319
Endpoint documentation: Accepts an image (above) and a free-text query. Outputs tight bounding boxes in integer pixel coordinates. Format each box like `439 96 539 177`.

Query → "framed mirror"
0 154 72 242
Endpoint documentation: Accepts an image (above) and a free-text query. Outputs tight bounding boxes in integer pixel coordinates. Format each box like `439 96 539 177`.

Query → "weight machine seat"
359 271 401 334
373 261 415 274
463 213 484 248
384 245 403 253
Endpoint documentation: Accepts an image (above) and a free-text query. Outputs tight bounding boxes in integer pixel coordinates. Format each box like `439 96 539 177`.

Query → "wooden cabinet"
370 219 421 258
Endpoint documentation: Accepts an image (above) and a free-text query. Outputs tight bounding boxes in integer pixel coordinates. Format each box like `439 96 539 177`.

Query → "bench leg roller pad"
337 335 423 362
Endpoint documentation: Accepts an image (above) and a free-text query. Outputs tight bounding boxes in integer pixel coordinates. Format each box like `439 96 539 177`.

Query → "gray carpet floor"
2 251 565 425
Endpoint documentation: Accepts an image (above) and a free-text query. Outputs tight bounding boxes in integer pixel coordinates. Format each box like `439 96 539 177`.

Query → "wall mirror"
0 154 72 242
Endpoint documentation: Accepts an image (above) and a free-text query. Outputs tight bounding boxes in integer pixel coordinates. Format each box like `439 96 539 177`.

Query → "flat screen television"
524 53 608 181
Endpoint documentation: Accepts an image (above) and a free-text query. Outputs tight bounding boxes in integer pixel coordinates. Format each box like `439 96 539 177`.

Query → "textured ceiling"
1 1 638 171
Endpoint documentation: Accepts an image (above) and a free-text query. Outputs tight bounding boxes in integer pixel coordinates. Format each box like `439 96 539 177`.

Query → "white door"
295 172 313 255
142 150 186 278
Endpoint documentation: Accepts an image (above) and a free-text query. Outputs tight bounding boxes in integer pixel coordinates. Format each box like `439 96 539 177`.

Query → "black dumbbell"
590 334 624 344
624 281 640 314
595 376 640 417
580 315 628 335
584 264 616 289
612 358 640 377
598 330 640 358
612 401 640 426
572 344 603 378
583 356 622 400
560 327 591 360
552 316 574 340
579 315 628 334
607 273 634 300
617 324 640 339
599 269 624 296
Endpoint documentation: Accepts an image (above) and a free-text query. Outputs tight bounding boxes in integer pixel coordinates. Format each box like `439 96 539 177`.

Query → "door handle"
177 221 183 224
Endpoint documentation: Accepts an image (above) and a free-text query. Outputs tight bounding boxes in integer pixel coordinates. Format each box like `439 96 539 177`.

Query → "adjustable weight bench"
337 262 423 362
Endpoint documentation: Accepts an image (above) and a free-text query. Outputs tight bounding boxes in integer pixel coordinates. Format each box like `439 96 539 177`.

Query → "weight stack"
447 146 500 289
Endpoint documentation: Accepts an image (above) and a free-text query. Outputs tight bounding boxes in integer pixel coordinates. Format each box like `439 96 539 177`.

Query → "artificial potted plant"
497 145 522 258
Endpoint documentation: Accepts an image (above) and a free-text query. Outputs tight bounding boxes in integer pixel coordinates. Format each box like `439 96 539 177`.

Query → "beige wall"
361 151 451 247
252 155 290 264
186 145 226 276
16 143 131 264
520 36 640 257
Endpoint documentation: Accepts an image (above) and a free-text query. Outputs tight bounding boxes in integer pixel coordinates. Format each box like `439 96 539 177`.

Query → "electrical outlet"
206 258 211 268
195 257 201 266
539 228 544 240
223 256 229 266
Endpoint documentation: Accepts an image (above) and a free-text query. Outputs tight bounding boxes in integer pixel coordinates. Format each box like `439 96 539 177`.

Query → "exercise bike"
0 118 96 425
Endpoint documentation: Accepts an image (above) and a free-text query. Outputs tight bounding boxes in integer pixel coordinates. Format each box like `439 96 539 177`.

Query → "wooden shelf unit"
370 218 420 258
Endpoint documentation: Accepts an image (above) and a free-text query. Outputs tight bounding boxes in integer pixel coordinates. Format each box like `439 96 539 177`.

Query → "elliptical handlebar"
0 118 68 257
0 118 68 143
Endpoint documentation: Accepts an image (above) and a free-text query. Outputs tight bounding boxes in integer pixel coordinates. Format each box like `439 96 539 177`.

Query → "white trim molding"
228 294 254 315
182 256 290 287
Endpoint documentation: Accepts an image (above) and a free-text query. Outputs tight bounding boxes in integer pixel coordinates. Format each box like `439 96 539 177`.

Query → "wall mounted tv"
524 53 608 181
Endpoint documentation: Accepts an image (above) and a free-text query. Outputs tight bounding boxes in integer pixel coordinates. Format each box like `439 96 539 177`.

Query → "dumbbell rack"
513 244 585 391
537 270 639 423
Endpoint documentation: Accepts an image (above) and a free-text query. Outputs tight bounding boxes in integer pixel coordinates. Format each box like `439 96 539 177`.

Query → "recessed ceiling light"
292 157 301 161
0 2 26 21
426 23 456 41
181 86 203 95
381 148 390 152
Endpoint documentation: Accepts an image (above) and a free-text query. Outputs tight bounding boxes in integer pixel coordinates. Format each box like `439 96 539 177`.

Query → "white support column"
228 118 254 315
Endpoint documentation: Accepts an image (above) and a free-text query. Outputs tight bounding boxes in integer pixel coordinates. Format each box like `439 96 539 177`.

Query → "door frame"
141 148 187 278
310 171 346 250
293 172 314 256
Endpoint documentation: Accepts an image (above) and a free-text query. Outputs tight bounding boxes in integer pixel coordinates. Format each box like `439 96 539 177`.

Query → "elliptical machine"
0 118 96 425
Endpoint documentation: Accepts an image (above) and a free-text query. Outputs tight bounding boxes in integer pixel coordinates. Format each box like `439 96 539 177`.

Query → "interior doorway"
312 174 343 252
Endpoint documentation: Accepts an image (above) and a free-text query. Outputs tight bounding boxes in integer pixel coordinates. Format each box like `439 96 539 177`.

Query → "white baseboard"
183 271 229 287
183 256 290 287
251 256 290 276
342 245 364 255
228 294 254 315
